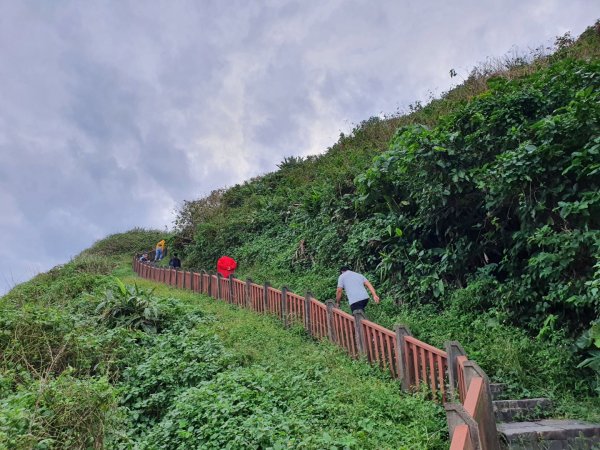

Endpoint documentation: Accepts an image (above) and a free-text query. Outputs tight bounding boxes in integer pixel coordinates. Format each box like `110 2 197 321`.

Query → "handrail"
450 425 474 450
405 335 448 358
446 356 499 450
463 377 484 417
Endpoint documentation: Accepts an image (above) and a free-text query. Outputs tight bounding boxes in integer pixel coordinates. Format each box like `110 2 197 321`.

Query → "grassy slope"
0 230 446 449
127 276 447 449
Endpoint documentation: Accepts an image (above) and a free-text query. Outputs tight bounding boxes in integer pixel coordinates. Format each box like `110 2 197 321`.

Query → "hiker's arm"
336 287 343 306
364 280 380 303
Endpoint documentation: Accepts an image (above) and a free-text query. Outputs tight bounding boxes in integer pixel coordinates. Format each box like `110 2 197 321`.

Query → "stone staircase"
490 383 600 449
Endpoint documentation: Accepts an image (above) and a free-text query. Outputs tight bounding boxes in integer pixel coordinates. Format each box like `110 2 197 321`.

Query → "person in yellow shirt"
154 240 166 261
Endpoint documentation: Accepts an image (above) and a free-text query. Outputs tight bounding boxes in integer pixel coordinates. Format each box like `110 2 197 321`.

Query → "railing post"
229 274 235 304
245 278 252 309
325 300 336 342
217 273 222 299
263 281 270 313
281 287 288 327
174 268 178 287
445 340 467 400
395 324 412 391
304 291 313 334
445 403 481 450
352 309 366 356
199 270 204 293
463 361 499 450
207 272 212 297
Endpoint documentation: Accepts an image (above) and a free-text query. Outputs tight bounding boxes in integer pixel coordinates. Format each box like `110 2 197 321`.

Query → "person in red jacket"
217 256 237 278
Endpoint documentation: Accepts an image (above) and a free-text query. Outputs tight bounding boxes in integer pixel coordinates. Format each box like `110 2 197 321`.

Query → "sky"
1 0 598 295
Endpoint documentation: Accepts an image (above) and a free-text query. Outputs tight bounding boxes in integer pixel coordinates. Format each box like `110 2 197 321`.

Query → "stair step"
494 398 552 422
498 420 600 449
490 383 507 400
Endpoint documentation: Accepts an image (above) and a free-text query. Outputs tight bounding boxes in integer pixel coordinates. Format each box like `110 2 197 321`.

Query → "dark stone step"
494 398 552 423
498 420 600 449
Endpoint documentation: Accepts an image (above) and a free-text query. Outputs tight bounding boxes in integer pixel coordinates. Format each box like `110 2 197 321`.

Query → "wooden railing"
404 335 448 401
287 291 305 326
309 298 328 339
446 343 499 450
133 258 500 450
331 308 357 357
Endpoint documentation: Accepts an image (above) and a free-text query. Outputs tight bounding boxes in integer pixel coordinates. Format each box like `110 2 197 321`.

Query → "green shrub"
32 373 116 449
95 280 162 333
118 328 235 432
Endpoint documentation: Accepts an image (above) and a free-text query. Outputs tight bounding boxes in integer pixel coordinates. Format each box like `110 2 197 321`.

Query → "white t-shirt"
337 270 369 305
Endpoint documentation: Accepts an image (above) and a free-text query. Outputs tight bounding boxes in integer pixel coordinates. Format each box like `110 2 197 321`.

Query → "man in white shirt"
336 266 380 312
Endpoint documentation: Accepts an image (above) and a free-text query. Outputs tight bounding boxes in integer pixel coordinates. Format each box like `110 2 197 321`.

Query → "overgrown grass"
121 277 447 449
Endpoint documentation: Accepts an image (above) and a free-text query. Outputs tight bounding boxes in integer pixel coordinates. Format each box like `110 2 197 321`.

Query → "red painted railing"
450 425 474 450
210 275 218 298
220 277 231 302
310 299 328 339
249 283 264 312
202 273 210 294
287 292 305 326
267 287 282 317
362 319 399 379
232 278 245 306
449 355 498 450
331 308 357 357
193 272 201 293
404 335 448 401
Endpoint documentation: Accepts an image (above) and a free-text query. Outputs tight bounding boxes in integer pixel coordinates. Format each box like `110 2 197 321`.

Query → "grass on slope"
123 275 447 449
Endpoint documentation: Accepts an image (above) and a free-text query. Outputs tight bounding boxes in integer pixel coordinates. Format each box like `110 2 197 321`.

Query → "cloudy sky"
1 1 598 294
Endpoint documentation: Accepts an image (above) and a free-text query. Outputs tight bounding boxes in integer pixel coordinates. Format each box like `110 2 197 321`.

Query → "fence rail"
331 308 357 357
133 257 500 450
362 319 399 379
404 335 448 401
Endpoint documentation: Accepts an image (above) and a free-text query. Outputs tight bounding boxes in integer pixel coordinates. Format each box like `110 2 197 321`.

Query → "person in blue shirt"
335 266 380 312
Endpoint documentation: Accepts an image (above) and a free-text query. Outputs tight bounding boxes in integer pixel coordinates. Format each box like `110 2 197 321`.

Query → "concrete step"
494 398 552 422
490 383 507 400
498 420 600 449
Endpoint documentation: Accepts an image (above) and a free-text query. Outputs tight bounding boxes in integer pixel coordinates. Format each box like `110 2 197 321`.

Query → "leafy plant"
576 321 600 393
95 279 162 333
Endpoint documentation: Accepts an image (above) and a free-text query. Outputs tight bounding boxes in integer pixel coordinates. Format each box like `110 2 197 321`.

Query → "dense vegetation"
0 230 446 449
172 24 600 418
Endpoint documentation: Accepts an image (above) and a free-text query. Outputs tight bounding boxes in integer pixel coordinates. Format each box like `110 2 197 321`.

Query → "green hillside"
171 23 600 419
2 22 600 450
0 231 446 449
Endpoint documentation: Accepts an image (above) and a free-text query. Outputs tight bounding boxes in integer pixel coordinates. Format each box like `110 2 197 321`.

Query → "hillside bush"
172 29 600 417
95 280 162 333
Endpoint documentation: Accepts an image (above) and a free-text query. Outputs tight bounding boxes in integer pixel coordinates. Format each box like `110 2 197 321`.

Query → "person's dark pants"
350 298 369 312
